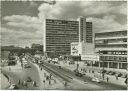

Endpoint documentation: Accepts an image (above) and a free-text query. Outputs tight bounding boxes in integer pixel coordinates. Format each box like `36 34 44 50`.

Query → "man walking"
106 77 109 82
124 78 127 85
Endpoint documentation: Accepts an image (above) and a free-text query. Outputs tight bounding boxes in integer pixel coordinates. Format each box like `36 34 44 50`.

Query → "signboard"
81 55 99 61
71 43 79 56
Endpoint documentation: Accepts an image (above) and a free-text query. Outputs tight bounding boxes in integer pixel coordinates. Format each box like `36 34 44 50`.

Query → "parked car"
24 64 31 68
8 61 16 66
9 84 18 90
75 72 83 77
74 69 79 73
117 73 122 77
58 65 62 69
69 61 75 65
26 77 32 82
111 72 116 75
92 77 101 83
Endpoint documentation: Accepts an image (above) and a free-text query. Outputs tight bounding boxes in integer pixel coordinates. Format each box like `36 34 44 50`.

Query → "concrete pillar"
99 61 101 67
107 62 109 68
120 63 122 69
117 62 119 69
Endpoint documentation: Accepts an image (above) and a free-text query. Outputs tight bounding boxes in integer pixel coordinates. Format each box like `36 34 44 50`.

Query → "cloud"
38 1 126 31
1 1 127 47
38 1 127 19
2 14 45 47
87 15 127 33
1 24 43 47
3 15 43 32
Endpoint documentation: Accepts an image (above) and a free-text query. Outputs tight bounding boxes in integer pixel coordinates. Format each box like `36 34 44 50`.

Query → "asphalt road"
40 61 127 90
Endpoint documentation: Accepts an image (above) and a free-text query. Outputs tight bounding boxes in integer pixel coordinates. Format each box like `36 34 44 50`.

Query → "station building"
95 30 127 70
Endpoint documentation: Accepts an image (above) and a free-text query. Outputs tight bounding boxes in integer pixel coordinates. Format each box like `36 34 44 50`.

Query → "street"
39 61 127 90
1 60 41 90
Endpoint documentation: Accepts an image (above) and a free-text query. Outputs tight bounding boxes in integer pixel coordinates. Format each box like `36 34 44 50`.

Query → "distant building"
1 51 10 60
31 44 43 52
95 30 127 70
44 17 93 57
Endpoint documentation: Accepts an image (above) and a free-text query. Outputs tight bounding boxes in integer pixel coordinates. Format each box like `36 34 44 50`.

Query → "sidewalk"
34 63 64 89
0 72 10 89
58 61 127 87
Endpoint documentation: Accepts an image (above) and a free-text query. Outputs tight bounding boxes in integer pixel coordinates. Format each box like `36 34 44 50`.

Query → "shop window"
122 63 127 69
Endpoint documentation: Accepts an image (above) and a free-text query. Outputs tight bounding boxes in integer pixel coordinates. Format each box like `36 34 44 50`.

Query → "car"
8 61 16 66
75 72 83 77
69 61 75 65
117 73 122 77
58 66 62 69
24 64 31 68
92 77 101 83
26 77 32 82
9 84 18 90
111 72 116 75
74 69 79 73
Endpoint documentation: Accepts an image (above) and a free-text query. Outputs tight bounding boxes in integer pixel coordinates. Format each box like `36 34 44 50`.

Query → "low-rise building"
95 30 127 70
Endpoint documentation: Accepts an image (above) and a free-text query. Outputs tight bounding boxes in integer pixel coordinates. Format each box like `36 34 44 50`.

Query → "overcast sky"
1 0 127 47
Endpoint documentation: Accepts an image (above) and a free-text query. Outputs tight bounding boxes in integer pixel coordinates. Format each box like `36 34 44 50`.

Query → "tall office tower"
77 16 93 43
44 19 79 57
95 30 127 70
44 17 93 57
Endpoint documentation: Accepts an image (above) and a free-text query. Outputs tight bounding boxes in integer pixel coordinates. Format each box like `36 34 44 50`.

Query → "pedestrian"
41 67 42 71
64 81 67 87
46 76 49 80
116 74 118 80
124 78 127 85
23 81 27 87
49 80 51 85
33 81 37 87
102 73 105 80
54 79 56 83
50 74 52 79
18 80 20 85
8 80 11 85
106 77 109 82
43 80 45 88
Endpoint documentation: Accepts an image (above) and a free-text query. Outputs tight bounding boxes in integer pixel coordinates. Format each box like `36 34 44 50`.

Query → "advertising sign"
81 55 99 61
71 43 79 56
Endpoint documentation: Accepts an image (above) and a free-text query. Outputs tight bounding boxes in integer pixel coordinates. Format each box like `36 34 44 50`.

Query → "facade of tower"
44 17 93 57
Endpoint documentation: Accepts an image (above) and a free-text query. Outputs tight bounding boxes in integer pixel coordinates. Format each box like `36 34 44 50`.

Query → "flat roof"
95 30 127 34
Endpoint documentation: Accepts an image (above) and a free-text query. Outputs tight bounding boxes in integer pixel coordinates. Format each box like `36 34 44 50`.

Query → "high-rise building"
77 17 93 43
95 30 127 70
44 17 93 57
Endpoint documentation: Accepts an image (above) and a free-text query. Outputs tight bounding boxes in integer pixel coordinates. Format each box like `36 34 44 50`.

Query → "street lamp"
100 53 105 80
76 54 81 71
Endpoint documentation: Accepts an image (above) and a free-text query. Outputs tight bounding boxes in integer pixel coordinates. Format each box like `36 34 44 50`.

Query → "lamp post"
99 51 105 80
76 54 81 71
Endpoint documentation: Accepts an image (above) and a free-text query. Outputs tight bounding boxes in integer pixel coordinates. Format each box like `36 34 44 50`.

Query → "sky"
1 0 127 47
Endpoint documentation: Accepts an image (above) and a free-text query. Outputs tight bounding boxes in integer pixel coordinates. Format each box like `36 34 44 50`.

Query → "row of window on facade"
99 51 127 55
95 39 127 44
95 31 127 38
95 44 127 48
93 61 127 69
46 19 78 24
100 56 127 61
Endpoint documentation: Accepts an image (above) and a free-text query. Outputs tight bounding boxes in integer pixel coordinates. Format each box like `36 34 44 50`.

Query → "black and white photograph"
0 0 127 90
